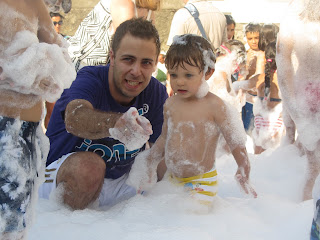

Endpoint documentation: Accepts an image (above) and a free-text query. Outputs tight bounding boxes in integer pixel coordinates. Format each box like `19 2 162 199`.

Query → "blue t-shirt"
46 65 168 179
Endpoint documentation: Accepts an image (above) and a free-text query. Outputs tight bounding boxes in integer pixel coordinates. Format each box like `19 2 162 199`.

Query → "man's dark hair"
111 18 160 57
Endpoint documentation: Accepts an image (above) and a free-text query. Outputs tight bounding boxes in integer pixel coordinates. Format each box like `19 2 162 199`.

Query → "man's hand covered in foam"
109 107 153 150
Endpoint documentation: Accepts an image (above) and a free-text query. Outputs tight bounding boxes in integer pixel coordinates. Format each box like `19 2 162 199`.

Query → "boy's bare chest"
166 107 219 140
168 99 213 122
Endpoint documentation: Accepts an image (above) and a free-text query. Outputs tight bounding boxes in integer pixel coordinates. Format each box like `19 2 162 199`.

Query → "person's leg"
56 151 106 209
98 173 137 208
311 199 320 240
252 115 265 154
157 159 167 181
254 145 265 154
0 118 40 239
282 106 296 145
242 102 254 132
1 231 25 240
304 145 320 201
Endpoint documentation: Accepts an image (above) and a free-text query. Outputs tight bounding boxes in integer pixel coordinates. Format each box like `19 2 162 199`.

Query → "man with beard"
39 18 168 210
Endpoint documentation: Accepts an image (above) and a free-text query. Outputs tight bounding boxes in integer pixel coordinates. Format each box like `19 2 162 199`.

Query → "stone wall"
61 0 247 52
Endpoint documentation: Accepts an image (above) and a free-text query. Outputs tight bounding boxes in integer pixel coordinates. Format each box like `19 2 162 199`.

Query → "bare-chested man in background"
277 0 320 201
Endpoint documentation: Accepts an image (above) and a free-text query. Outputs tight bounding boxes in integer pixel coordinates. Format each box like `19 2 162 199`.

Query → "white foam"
28 142 314 240
208 50 247 113
0 31 76 103
109 107 153 151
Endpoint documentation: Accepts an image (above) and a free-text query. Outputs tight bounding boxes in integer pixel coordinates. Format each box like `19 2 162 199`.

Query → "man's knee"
56 152 106 209
57 152 106 183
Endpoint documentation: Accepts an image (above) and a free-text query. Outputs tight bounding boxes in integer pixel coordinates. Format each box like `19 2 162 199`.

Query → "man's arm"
276 31 295 98
166 9 188 46
110 0 135 33
65 99 153 150
65 99 122 139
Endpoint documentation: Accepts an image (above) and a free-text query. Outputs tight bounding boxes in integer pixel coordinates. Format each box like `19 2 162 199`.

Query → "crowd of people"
0 0 320 239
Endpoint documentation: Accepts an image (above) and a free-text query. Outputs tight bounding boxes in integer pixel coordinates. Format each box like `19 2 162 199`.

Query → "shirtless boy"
0 0 75 239
127 34 257 204
242 23 265 132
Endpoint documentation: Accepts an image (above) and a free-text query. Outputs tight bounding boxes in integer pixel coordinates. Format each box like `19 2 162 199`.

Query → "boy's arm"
231 146 257 197
126 102 169 192
214 99 257 197
255 51 266 75
233 73 263 92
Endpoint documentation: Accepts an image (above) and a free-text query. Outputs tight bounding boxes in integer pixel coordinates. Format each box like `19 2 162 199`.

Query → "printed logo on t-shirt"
138 104 149 116
75 139 142 164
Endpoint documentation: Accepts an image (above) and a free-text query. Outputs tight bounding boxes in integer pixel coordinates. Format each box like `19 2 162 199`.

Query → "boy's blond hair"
165 34 216 73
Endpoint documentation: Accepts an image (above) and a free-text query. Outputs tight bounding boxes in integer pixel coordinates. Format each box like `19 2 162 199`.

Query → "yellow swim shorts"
170 167 218 205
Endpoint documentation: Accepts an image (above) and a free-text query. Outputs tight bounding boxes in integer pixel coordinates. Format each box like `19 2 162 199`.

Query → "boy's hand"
109 107 153 150
132 171 157 195
235 168 257 198
126 149 158 193
232 80 247 92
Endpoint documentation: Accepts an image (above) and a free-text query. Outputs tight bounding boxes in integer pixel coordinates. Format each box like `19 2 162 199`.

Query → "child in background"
252 41 284 154
242 22 265 132
155 51 167 84
127 34 257 205
233 23 279 92
208 39 247 113
245 23 265 78
225 15 236 40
